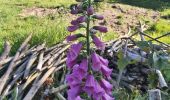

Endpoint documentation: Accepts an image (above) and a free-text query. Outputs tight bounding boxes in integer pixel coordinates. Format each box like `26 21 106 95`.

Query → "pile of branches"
0 34 70 100
0 23 170 100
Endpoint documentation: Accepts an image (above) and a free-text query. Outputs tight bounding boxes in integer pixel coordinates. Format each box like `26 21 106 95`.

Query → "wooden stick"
1 72 24 98
24 53 37 78
50 84 68 93
150 32 170 41
140 32 170 48
56 93 66 100
23 54 64 100
0 41 11 61
0 33 32 94
36 51 44 71
156 70 168 89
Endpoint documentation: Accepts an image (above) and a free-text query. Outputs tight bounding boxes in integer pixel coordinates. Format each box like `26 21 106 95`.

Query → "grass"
0 0 170 54
0 0 76 54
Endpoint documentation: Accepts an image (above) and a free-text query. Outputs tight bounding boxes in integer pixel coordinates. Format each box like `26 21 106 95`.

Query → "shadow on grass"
108 0 170 10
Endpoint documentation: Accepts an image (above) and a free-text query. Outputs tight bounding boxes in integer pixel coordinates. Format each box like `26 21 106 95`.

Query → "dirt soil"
18 3 160 35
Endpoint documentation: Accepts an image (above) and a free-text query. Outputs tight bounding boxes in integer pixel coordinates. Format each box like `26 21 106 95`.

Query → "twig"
50 84 68 94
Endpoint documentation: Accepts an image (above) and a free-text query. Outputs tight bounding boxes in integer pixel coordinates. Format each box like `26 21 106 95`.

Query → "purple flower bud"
83 75 96 96
102 93 115 100
67 85 81 100
87 6 94 15
100 78 113 94
66 34 83 42
92 35 105 50
67 25 79 32
93 14 104 20
76 16 86 23
71 20 79 25
93 26 108 33
66 43 82 68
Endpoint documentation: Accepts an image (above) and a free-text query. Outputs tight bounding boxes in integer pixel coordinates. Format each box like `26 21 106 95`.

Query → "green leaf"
11 86 18 100
136 41 151 53
117 51 129 70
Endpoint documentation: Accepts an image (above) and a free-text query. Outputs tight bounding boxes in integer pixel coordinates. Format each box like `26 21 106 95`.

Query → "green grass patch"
0 0 71 54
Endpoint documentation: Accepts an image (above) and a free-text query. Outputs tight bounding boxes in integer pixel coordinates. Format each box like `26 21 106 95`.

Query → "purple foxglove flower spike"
68 25 79 32
93 14 104 20
93 26 108 33
83 75 96 96
67 85 81 100
92 35 105 50
91 52 102 71
102 93 115 100
66 43 82 68
100 78 113 94
87 6 94 15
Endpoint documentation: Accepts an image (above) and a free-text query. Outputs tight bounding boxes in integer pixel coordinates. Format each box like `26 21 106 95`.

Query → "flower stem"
86 0 91 67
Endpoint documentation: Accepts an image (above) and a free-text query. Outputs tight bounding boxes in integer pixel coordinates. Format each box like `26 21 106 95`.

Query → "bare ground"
18 3 160 35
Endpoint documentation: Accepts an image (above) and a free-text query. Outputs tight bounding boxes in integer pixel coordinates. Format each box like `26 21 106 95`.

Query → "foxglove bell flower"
92 35 105 50
68 25 79 32
92 81 105 100
67 85 81 100
100 78 113 94
93 26 108 33
93 15 104 20
101 65 112 77
83 75 96 96
102 93 115 100
91 52 102 71
99 55 109 66
72 60 88 80
66 43 82 68
87 6 94 15
66 72 82 88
